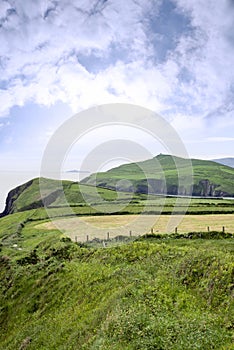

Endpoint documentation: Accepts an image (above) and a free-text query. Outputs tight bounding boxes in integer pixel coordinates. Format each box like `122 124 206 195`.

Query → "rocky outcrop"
192 179 216 197
0 179 63 217
0 180 34 217
94 178 227 197
192 179 229 197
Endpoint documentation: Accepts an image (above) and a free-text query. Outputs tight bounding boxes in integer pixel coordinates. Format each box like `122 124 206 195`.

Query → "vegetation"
1 177 234 218
0 221 234 349
36 214 234 242
82 154 234 197
0 171 233 349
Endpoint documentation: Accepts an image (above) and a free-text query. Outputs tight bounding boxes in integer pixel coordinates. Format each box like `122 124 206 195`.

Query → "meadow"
37 214 234 242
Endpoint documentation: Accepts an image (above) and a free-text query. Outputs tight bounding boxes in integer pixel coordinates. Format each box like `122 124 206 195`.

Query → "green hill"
81 154 234 197
2 175 234 218
1 154 234 219
0 177 125 217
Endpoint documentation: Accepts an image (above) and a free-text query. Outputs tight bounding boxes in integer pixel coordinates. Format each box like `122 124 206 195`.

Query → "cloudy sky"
0 0 234 208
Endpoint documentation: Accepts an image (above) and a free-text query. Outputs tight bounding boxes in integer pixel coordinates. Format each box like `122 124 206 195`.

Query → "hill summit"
81 154 234 197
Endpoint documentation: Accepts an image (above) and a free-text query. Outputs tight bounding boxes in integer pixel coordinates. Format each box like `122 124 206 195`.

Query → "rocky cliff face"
94 178 228 197
0 180 34 217
193 179 228 197
0 179 63 217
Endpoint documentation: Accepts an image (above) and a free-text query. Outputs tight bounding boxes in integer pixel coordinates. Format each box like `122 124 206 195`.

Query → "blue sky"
0 0 234 209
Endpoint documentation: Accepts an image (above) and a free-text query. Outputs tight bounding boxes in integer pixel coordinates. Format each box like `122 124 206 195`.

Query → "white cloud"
0 0 160 116
0 0 234 132
172 0 234 115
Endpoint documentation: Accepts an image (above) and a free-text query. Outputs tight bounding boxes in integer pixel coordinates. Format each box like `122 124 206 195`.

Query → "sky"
0 0 234 210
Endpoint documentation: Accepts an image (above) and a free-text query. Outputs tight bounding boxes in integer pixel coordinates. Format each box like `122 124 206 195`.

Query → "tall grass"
0 232 233 349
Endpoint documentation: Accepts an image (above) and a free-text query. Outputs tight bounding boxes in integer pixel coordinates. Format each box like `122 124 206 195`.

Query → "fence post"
222 226 225 233
151 228 154 234
107 232 110 240
75 236 78 243
207 226 210 232
129 230 132 237
175 227 178 234
86 235 89 242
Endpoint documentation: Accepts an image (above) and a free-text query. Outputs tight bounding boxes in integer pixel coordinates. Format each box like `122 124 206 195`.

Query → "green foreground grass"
0 224 234 349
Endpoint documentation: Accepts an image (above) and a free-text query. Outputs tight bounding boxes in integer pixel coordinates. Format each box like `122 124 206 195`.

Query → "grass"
36 214 234 242
0 232 233 349
81 154 234 197
3 176 234 218
0 174 234 349
2 175 234 224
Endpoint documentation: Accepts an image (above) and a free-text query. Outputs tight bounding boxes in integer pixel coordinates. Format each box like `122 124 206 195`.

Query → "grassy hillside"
0 178 126 216
81 154 234 197
1 176 234 218
0 212 234 349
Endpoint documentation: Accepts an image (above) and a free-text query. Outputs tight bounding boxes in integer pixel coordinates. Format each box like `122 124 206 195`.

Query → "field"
37 214 234 241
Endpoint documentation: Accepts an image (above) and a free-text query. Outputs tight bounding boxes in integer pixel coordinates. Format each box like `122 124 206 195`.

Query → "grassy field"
36 214 234 242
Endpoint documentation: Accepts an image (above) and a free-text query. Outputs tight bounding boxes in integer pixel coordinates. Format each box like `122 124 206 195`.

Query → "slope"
81 154 234 197
0 218 233 349
2 175 234 218
0 177 124 217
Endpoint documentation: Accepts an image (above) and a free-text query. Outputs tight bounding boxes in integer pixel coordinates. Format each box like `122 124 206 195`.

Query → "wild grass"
0 233 233 349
